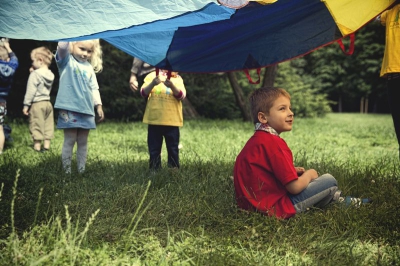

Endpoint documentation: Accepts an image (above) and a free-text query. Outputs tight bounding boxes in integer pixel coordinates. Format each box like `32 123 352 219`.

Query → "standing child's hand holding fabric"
96 105 104 123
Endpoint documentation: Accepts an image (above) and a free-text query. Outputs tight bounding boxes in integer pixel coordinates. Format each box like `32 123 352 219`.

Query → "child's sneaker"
338 196 372 207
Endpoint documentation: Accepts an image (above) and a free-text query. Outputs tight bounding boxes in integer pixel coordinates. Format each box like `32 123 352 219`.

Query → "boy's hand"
295 167 305 176
96 105 104 123
22 106 29 116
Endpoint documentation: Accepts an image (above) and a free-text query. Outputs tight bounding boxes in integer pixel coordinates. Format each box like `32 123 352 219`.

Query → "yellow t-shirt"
380 4 400 77
142 71 186 127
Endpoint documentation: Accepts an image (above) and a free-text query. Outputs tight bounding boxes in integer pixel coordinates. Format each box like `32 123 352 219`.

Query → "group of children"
2 22 387 219
0 39 186 175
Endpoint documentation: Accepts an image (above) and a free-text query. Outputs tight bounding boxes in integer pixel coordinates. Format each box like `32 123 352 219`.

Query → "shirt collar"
255 122 279 137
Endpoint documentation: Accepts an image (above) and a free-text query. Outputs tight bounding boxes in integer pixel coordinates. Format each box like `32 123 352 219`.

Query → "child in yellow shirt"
378 2 400 155
141 70 186 170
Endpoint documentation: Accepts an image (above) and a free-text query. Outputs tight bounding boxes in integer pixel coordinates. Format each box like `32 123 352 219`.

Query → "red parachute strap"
244 68 261 84
155 68 172 79
337 33 355 55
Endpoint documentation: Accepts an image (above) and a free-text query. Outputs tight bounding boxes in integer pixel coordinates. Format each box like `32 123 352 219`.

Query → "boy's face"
260 95 294 134
31 57 42 70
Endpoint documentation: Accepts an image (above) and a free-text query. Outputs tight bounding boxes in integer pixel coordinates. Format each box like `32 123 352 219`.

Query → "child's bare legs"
62 128 77 173
62 128 90 173
33 140 50 151
44 139 51 150
0 125 4 154
33 140 41 151
76 129 89 173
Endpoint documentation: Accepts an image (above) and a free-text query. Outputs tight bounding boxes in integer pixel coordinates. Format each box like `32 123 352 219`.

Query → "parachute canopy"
0 0 395 73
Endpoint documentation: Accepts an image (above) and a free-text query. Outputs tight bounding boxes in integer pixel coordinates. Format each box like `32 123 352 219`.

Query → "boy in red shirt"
234 87 370 219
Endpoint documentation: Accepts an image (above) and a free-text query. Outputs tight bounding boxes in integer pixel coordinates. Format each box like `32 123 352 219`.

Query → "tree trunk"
338 94 342 113
182 98 199 119
227 72 252 121
262 65 278 87
360 97 364 113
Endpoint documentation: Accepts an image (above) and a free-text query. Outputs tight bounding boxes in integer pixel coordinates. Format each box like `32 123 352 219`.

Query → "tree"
227 72 251 121
302 23 386 113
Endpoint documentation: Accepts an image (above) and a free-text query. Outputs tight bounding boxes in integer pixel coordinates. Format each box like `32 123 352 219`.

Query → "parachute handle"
337 33 355 56
244 68 261 84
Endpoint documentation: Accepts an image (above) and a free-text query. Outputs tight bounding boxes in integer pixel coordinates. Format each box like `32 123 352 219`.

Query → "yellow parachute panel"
322 0 396 36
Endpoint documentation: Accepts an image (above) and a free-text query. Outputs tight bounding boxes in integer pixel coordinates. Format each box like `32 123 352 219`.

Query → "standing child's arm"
93 89 104 122
1 42 18 73
56 42 69 60
22 71 39 116
164 78 186 100
141 76 161 97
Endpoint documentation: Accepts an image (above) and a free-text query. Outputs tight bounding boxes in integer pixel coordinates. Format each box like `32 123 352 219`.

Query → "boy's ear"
257 112 268 124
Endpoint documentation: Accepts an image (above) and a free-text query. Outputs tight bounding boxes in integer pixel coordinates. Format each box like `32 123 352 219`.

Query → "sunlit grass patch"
0 114 399 265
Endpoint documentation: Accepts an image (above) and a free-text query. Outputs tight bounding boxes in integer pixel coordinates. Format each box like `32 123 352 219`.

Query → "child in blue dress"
54 40 104 173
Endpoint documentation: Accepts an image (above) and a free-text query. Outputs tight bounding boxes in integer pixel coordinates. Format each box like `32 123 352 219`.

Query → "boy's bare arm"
285 169 318 194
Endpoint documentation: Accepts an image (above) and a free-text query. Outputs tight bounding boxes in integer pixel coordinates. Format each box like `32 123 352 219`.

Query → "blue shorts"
56 110 96 129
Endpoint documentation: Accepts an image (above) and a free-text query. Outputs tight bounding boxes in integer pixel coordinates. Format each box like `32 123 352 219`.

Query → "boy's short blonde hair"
31 47 53 66
249 87 291 123
0 46 9 61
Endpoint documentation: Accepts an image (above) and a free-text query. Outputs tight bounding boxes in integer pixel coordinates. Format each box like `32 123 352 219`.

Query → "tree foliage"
301 23 386 112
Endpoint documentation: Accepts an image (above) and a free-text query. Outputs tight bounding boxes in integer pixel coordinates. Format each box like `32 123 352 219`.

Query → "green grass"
0 113 399 265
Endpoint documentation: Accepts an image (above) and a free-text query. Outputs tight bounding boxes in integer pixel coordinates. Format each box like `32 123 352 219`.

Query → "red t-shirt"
234 131 298 219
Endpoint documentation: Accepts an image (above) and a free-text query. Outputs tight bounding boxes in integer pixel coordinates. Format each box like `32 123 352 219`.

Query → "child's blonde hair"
249 87 291 124
31 47 53 66
70 39 103 73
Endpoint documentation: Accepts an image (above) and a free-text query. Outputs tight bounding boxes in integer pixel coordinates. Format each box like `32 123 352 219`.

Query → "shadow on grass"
1 149 399 248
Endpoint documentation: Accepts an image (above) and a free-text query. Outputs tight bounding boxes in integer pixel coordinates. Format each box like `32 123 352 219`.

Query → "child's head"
0 46 9 62
250 87 294 133
31 47 53 69
161 69 178 78
70 39 103 73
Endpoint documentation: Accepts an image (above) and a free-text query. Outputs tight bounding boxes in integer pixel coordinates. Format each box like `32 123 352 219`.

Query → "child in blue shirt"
54 40 104 173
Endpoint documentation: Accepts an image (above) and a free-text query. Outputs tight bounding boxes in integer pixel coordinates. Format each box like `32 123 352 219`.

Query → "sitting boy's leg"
288 174 340 213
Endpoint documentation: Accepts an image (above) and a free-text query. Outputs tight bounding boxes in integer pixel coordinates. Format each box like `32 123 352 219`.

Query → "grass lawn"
0 113 399 265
